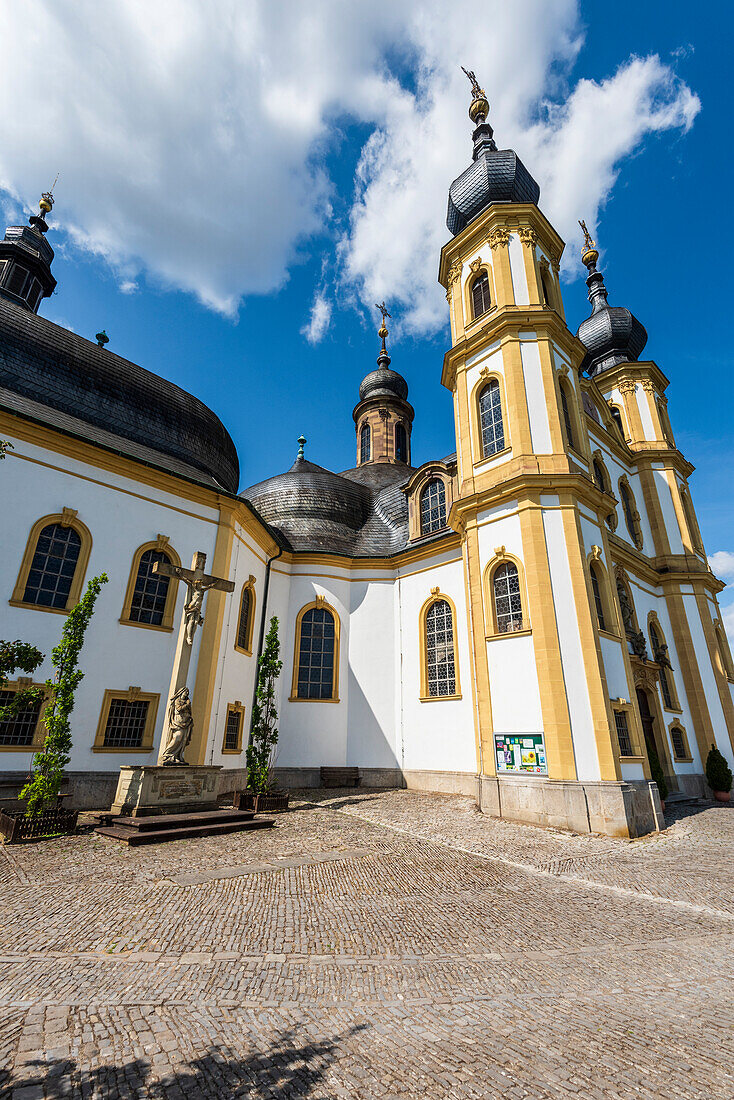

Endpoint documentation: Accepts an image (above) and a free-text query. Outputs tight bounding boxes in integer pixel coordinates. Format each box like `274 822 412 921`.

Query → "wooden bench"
0 777 70 810
320 766 360 789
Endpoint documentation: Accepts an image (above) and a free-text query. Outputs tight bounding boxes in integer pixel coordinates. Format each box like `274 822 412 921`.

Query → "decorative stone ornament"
488 228 511 250
518 227 537 248
60 507 78 527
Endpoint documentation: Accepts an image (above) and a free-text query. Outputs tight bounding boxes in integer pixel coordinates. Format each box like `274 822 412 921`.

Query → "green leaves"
21 573 108 816
246 616 282 794
705 744 733 794
0 639 45 722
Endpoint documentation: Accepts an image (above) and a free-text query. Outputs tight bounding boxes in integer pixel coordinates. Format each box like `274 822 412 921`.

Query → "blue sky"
1 1 731 621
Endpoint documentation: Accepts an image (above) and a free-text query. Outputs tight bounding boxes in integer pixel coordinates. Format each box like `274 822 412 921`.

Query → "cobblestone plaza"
1 791 733 1099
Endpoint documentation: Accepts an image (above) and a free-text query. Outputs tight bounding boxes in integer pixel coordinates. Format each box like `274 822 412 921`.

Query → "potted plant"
236 617 289 813
705 744 733 803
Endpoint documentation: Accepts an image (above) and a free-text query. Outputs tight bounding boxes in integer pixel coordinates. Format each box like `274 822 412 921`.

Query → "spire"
296 435 306 462
0 181 57 312
578 220 608 314
29 179 57 236
461 66 496 160
375 301 391 367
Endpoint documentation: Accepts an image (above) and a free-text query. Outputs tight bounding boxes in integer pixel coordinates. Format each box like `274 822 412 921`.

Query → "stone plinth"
110 765 222 817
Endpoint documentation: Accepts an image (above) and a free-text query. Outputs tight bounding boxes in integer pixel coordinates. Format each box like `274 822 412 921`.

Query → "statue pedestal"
110 765 222 817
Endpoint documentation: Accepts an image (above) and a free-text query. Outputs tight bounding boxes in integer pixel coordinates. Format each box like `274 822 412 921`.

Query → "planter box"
0 806 78 844
233 790 290 813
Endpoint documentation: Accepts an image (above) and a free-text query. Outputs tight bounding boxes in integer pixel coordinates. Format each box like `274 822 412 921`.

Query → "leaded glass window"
420 479 446 535
129 549 170 625
478 380 505 458
590 566 606 631
614 710 633 757
670 726 686 760
22 522 81 609
560 381 575 449
493 562 523 634
102 698 149 748
425 599 456 697
224 708 242 751
610 405 625 441
593 458 606 493
360 423 371 463
395 423 407 463
297 607 336 699
0 689 41 747
471 272 491 318
237 587 252 649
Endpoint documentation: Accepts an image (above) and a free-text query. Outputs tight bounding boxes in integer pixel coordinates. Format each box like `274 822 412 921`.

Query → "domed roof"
359 366 409 402
575 244 647 377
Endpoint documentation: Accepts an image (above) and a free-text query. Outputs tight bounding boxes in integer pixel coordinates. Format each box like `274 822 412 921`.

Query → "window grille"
237 587 251 649
670 726 687 760
23 522 81 608
471 272 491 318
478 380 505 458
102 698 149 748
493 562 523 633
5 264 29 298
560 382 575 449
420 479 446 535
224 708 242 751
129 549 170 625
614 710 633 757
590 566 606 631
425 599 456 697
395 423 407 463
593 458 606 493
297 608 336 699
0 689 41 747
360 423 371 463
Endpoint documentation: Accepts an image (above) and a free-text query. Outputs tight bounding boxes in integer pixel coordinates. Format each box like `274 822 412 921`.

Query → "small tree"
0 640 45 722
705 744 733 794
649 753 668 803
21 573 108 816
246 616 282 794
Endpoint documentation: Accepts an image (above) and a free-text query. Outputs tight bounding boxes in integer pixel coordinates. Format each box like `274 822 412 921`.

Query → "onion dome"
575 222 648 378
0 189 57 312
447 69 540 236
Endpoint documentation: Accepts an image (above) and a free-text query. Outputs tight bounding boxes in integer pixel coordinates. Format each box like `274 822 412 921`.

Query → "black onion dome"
576 249 647 377
359 366 409 402
447 123 540 236
0 296 239 491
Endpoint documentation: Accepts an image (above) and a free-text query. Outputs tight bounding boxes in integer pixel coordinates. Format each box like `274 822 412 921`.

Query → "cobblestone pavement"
1 790 732 1099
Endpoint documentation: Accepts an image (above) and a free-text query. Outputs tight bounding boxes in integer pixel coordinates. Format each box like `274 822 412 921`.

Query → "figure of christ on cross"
153 551 235 765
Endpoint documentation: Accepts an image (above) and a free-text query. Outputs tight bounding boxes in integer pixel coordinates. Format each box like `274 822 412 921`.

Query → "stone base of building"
272 766 404 789
478 774 665 838
402 769 479 797
110 765 222 817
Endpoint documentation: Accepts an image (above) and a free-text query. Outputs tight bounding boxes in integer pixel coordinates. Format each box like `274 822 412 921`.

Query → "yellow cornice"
448 467 611 533
592 360 670 395
278 530 462 572
438 203 565 287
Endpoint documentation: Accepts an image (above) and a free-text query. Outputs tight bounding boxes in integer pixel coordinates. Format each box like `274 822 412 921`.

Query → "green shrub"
246 617 283 794
649 754 668 803
705 744 733 793
0 640 45 720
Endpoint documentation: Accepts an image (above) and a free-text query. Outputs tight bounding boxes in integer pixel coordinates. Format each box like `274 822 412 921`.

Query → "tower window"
420 479 447 535
425 599 457 697
559 380 575 450
541 270 552 308
129 549 171 626
610 405 626 441
478 379 505 458
395 422 407 463
493 562 523 633
0 260 6 284
614 710 634 757
593 458 607 494
6 264 30 298
22 522 82 609
296 606 337 700
590 564 606 632
26 277 43 312
360 422 371 463
471 272 491 319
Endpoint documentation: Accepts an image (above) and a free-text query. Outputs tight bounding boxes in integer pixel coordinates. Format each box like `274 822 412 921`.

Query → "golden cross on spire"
578 219 596 252
461 66 485 99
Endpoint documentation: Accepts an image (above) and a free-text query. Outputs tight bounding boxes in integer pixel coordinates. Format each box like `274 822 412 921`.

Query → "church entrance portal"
636 687 677 793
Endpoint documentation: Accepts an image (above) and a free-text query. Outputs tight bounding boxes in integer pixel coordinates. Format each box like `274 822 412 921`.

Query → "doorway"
636 687 677 792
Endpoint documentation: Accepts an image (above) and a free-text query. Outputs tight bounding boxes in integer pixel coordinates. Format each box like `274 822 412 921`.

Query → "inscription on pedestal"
160 779 203 800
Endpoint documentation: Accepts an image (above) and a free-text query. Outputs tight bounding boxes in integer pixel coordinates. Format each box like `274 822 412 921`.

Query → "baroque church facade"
1 85 733 838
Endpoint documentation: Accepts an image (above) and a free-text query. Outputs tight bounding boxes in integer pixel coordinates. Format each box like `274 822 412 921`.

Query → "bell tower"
352 303 414 467
0 188 57 313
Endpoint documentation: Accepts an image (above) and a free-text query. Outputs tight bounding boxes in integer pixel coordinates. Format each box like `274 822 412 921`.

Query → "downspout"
247 540 284 749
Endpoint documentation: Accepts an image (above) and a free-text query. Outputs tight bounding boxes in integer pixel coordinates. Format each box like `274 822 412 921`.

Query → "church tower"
0 190 57 313
352 307 414 466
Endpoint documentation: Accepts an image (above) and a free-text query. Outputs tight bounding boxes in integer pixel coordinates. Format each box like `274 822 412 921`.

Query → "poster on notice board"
494 733 547 774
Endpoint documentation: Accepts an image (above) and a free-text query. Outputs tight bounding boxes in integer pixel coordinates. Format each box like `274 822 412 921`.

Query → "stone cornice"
438 202 565 287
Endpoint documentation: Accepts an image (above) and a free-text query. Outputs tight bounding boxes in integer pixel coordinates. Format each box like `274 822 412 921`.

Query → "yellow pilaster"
618 380 646 444
462 518 495 773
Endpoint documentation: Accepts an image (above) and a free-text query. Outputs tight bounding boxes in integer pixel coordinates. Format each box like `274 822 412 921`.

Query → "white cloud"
709 551 734 583
301 290 332 344
0 1 699 326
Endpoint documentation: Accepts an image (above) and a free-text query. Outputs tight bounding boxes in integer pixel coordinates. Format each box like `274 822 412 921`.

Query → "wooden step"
107 808 256 831
95 816 274 846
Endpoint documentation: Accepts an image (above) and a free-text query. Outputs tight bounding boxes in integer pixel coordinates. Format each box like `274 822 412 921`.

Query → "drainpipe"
247 540 284 748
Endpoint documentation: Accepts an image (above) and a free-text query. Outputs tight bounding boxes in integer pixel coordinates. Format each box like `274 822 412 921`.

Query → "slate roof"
447 137 540 237
0 295 239 491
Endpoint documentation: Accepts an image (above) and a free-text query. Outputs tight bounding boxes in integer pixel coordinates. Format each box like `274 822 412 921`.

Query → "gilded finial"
39 173 59 216
578 219 599 268
461 66 489 126
297 435 306 460
375 301 391 355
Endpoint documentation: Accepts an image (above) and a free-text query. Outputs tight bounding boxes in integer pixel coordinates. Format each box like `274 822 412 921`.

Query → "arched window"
493 562 523 634
22 522 81 609
360 422 371 463
559 379 575 450
292 603 339 701
424 599 457 698
589 563 607 632
619 479 641 548
128 549 171 626
609 405 626 441
395 422 408 463
669 724 690 761
235 578 256 655
471 271 491 318
540 269 553 308
657 399 675 446
680 488 703 553
649 620 674 709
593 457 607 494
420 479 447 535
714 623 734 681
478 379 505 458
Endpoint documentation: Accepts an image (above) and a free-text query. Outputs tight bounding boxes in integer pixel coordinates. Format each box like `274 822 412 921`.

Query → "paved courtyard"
1 790 733 1099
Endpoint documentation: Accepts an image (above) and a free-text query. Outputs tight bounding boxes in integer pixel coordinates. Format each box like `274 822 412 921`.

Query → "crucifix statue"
153 551 235 766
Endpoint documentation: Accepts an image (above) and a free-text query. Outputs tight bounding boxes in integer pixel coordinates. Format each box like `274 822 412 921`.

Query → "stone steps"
95 808 275 846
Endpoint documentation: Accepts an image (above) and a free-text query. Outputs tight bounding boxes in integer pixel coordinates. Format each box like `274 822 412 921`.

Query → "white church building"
1 84 732 838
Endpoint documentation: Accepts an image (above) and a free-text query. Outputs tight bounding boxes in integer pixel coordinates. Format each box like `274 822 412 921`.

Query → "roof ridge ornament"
296 435 306 461
578 219 599 268
375 301 391 367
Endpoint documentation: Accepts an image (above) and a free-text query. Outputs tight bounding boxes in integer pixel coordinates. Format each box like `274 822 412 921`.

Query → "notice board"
494 733 547 775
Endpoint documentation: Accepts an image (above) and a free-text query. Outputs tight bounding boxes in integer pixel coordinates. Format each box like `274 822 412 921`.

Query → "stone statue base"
110 765 222 818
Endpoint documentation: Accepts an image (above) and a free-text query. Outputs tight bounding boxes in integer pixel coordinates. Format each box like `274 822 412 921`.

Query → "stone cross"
153 551 235 765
